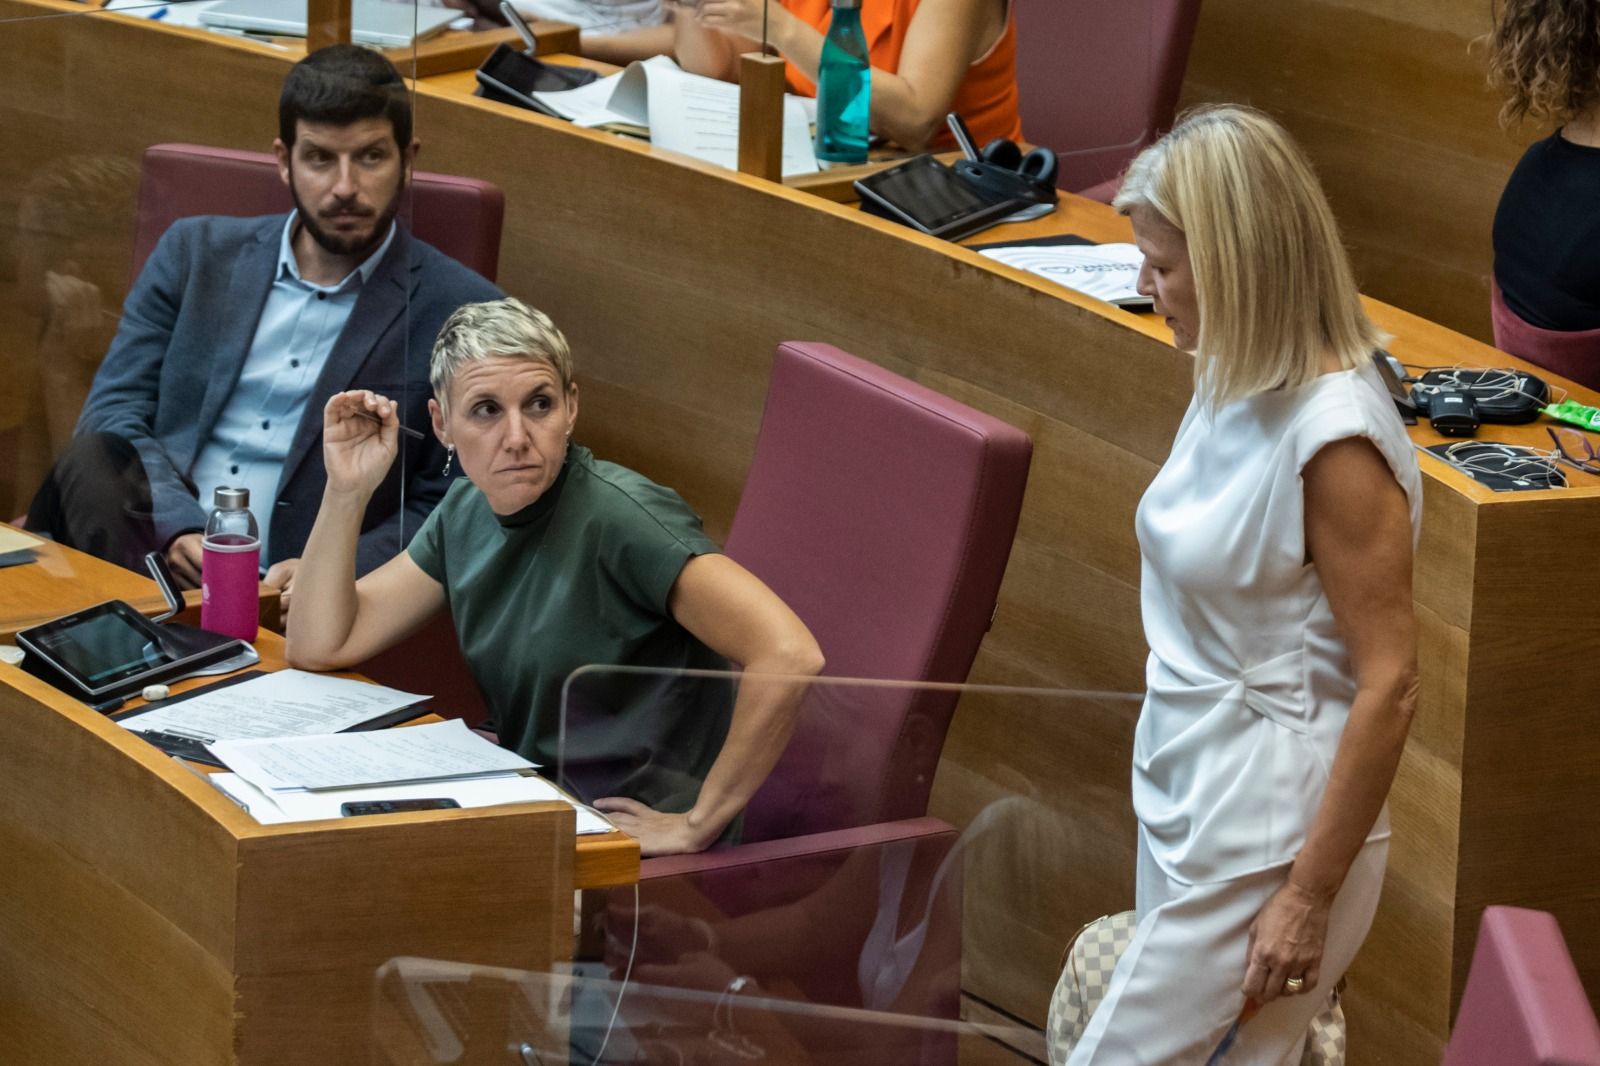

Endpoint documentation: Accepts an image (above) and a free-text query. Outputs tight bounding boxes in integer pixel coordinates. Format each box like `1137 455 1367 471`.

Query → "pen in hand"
350 408 427 441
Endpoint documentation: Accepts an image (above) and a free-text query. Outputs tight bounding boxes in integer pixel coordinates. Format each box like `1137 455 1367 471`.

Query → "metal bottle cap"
214 487 250 510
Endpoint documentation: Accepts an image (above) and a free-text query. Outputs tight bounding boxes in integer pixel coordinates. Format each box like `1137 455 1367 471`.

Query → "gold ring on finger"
1284 976 1306 994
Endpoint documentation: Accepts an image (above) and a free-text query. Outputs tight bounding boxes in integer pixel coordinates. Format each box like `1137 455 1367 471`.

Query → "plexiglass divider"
1 0 448 615
368 669 1144 1064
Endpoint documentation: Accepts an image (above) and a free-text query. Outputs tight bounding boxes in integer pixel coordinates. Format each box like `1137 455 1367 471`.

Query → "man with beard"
26 46 501 615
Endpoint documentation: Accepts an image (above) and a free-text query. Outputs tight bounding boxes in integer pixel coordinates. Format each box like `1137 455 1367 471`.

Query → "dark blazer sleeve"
75 223 208 548
349 247 503 575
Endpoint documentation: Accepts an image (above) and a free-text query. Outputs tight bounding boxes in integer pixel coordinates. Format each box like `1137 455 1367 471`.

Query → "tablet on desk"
16 601 250 702
855 154 1030 242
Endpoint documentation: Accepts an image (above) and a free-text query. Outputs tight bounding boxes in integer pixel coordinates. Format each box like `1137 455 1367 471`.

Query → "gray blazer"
78 214 502 572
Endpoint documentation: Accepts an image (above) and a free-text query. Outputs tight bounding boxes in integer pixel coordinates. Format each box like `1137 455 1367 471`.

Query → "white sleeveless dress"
1069 361 1422 1064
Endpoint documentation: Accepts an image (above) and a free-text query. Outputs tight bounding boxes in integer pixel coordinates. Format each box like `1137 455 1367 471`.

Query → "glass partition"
373 958 1042 1066
1 0 459 609
357 669 1143 1062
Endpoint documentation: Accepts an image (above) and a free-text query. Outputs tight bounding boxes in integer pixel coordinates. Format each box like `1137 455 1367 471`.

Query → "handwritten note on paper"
210 718 536 792
119 669 428 743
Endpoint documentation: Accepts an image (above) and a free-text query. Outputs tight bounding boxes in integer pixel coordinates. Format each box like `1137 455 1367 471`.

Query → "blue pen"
149 5 170 19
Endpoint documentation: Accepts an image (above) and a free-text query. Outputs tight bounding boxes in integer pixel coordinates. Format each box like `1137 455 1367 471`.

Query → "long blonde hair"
1113 105 1384 411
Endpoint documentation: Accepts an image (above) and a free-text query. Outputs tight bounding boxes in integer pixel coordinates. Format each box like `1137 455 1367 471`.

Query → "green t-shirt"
407 445 732 813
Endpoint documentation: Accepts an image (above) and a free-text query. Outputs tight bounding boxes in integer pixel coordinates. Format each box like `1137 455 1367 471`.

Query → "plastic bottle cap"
214 486 251 510
141 684 171 701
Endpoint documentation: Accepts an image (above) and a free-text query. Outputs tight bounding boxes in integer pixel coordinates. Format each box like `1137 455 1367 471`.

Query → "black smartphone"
340 798 462 816
475 43 599 117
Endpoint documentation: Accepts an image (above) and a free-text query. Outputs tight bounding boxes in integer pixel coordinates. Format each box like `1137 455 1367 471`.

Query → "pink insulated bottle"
200 486 260 642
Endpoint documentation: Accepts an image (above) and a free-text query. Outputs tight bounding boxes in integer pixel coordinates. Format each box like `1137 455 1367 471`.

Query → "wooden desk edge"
0 657 641 890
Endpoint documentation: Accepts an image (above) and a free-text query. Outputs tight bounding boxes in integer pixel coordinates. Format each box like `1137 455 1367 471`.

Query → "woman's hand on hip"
322 390 399 498
592 796 717 857
1242 879 1332 1005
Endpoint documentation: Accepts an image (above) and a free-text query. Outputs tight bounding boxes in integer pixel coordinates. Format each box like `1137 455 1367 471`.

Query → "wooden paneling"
0 530 171 639
6 6 1600 1060
0 657 580 1065
1180 0 1539 342
234 807 574 1063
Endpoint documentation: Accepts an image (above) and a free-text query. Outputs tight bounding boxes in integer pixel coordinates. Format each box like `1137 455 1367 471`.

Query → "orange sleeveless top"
780 0 1024 148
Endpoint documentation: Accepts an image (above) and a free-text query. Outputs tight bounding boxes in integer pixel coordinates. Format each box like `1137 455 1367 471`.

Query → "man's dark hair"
279 44 412 149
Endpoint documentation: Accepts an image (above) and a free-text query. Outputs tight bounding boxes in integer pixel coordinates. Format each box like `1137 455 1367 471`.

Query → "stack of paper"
977 242 1151 307
532 56 820 178
206 718 612 833
118 669 429 745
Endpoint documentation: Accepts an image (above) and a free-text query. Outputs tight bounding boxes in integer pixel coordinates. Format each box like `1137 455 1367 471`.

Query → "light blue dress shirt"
190 214 396 565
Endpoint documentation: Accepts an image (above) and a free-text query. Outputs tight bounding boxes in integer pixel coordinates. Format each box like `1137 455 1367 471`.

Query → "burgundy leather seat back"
1011 0 1203 200
1442 906 1600 1066
128 144 502 724
725 343 1032 843
132 143 504 281
1491 280 1600 393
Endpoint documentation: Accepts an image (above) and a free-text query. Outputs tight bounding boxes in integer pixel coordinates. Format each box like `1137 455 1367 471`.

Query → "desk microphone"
946 112 981 162
500 0 539 52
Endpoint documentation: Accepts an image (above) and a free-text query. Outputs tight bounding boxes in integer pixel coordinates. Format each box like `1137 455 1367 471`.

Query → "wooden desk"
0 648 577 1065
0 528 171 640
3 6 1598 1061
0 532 642 891
0 627 639 1065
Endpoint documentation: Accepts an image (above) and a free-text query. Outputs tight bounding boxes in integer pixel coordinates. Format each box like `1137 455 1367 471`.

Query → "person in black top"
1489 0 1600 332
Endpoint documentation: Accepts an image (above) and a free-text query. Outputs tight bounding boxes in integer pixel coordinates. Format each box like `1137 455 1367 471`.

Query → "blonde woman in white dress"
1069 106 1422 1064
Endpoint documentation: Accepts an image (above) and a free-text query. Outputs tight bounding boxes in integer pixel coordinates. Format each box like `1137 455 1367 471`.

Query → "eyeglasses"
1546 427 1600 476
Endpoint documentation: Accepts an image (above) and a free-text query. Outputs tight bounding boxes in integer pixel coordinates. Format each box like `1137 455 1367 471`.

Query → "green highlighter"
1543 399 1600 431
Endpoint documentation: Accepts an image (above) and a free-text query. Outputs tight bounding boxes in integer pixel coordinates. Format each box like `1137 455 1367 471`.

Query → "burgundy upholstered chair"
1490 280 1600 393
602 342 1033 1032
132 143 505 723
1011 0 1204 201
133 143 504 281
1441 906 1600 1066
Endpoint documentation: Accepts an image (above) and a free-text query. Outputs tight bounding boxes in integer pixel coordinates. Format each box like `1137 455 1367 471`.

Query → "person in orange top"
671 0 1023 151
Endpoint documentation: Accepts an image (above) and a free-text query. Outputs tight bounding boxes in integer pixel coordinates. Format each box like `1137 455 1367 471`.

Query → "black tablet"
16 601 246 701
475 43 600 118
855 154 1026 241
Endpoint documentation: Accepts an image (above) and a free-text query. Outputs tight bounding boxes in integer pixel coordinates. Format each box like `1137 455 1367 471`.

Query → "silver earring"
442 445 454 477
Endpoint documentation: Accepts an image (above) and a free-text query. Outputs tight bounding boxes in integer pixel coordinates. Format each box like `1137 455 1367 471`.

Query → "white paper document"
106 0 224 27
977 242 1152 307
534 56 819 177
118 668 428 744
210 718 536 792
530 71 634 128
210 771 615 834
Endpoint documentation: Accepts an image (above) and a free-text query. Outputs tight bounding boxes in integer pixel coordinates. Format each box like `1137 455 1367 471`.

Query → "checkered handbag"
1045 911 1346 1065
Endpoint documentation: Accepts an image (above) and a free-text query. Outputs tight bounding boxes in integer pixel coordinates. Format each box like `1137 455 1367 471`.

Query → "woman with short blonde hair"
1064 107 1422 1063
287 298 824 856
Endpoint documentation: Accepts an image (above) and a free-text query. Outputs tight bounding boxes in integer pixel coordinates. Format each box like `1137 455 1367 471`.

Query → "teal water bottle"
815 0 871 164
